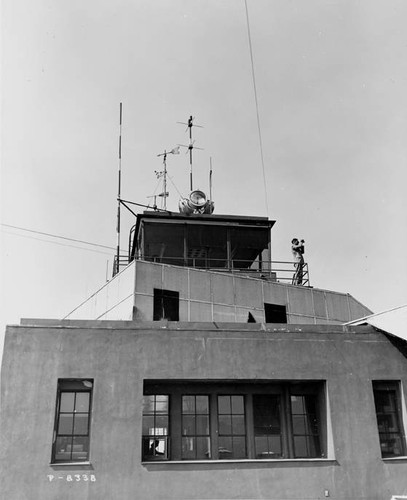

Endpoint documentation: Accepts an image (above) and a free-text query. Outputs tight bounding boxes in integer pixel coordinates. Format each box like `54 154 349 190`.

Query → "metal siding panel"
212 273 234 306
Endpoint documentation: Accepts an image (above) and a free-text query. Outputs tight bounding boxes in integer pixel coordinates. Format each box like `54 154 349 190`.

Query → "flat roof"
16 318 376 335
137 210 276 227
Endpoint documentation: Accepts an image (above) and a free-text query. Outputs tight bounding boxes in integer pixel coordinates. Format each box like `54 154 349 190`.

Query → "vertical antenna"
163 153 167 210
209 157 213 202
156 146 180 210
157 151 168 210
177 115 203 192
115 102 122 276
187 116 193 191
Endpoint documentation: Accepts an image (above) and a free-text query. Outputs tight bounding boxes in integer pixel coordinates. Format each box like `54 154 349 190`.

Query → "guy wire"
244 0 270 216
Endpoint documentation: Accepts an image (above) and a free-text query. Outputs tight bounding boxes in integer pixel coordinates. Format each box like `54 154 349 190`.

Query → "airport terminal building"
1 208 407 499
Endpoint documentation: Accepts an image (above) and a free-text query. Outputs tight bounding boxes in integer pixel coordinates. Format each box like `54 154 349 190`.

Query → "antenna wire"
244 0 269 216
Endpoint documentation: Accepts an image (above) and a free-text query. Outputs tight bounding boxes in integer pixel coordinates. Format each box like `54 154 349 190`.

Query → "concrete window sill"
142 458 337 465
49 462 92 467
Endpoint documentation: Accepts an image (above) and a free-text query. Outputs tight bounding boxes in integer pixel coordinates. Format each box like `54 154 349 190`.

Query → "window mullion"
210 394 219 459
171 392 182 460
282 387 293 458
245 393 255 459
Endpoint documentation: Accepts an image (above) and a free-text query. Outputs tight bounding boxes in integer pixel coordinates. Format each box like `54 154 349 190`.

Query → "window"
253 395 282 458
142 395 169 460
218 395 246 459
52 379 93 463
264 303 287 323
142 381 325 461
153 289 179 321
290 393 321 458
373 381 406 458
182 395 210 459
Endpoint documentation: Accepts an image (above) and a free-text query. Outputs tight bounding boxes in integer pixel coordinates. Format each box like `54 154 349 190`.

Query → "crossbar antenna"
177 115 203 191
156 146 180 210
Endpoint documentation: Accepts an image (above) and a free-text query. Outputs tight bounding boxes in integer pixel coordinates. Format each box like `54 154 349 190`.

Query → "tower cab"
129 204 275 279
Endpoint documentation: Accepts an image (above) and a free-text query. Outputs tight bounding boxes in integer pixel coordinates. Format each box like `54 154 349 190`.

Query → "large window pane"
73 414 89 435
182 437 196 459
60 392 75 412
196 415 209 435
255 435 282 458
197 437 211 459
75 393 90 412
142 415 155 435
71 436 89 460
155 416 168 434
155 396 169 414
218 415 231 435
218 437 233 458
58 414 74 435
196 396 209 414
232 436 246 458
218 396 231 414
54 437 72 461
182 396 195 414
232 415 246 435
182 415 195 436
181 436 211 460
143 437 168 460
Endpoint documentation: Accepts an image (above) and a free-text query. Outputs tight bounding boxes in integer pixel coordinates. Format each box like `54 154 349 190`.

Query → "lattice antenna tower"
177 115 204 191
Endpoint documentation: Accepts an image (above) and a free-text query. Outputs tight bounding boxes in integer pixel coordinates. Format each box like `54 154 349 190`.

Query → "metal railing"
114 253 310 286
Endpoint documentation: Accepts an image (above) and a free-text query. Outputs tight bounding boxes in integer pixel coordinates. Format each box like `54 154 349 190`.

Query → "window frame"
142 394 170 461
372 380 406 458
51 379 93 464
143 381 326 462
264 303 287 323
153 288 180 321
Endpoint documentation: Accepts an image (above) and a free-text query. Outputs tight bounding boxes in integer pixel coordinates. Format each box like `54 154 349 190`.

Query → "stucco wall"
1 321 406 500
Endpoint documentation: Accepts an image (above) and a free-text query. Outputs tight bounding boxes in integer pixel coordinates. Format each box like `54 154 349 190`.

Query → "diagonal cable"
244 0 270 216
1 223 115 250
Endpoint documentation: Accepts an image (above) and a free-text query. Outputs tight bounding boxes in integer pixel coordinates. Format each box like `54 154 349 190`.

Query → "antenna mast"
115 102 122 276
178 115 203 191
209 157 213 202
156 146 180 210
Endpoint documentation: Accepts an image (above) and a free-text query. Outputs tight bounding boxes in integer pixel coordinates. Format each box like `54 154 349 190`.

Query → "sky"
1 0 407 356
